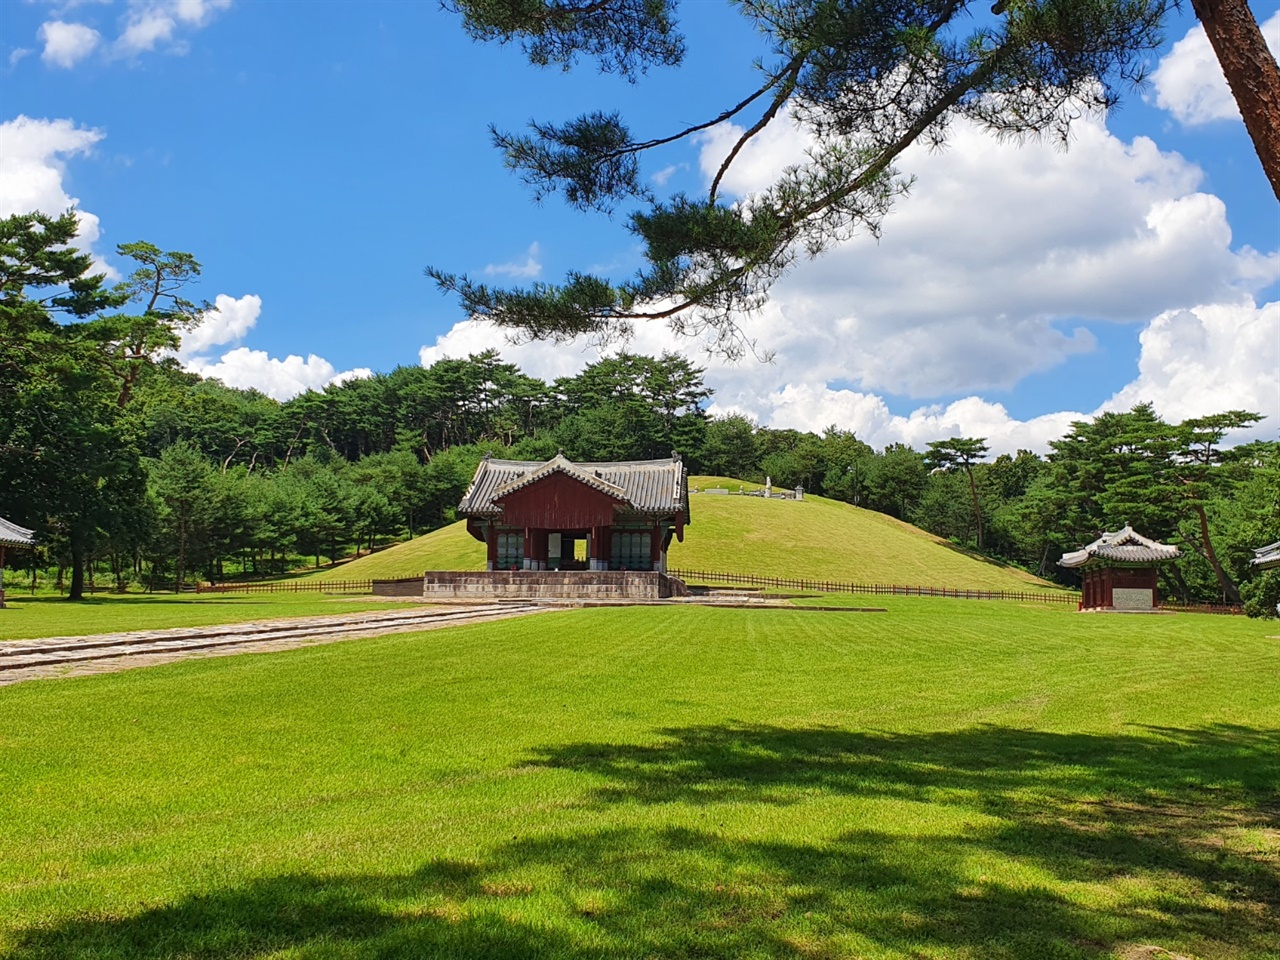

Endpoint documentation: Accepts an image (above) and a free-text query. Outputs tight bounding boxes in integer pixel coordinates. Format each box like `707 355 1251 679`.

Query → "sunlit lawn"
0 592 401 641
1 599 1276 959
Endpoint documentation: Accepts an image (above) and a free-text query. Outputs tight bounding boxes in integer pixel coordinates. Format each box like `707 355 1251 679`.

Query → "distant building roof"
0 516 35 548
460 454 688 520
1059 525 1181 569
1253 541 1280 570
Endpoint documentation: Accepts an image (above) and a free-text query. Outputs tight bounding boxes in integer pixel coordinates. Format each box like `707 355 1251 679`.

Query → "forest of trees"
2 212 1277 613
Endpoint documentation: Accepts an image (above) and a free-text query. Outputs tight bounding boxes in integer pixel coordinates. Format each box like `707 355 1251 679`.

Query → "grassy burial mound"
675 477 1056 591
314 475 1056 592
3 601 1276 959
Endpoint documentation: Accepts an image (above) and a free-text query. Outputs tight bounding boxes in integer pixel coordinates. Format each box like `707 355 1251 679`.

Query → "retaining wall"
376 571 688 600
372 578 426 598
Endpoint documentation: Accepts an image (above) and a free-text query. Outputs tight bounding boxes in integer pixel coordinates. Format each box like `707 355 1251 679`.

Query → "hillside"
309 523 484 582
309 475 1058 591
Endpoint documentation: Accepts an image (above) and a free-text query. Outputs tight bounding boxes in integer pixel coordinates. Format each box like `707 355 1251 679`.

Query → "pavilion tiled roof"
0 516 35 548
460 454 689 520
1058 525 1181 569
492 454 629 502
1253 541 1280 570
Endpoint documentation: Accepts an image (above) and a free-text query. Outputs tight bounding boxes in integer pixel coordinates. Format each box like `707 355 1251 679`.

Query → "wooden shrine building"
0 516 35 609
1058 525 1180 612
458 453 689 573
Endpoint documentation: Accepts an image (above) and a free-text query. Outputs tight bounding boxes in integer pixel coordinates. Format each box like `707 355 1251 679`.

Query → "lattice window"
497 532 524 569
610 532 651 570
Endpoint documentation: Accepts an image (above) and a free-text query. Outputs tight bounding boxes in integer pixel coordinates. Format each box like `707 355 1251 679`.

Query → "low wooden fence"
196 579 374 594
194 571 1244 614
1160 600 1245 615
668 568 1079 604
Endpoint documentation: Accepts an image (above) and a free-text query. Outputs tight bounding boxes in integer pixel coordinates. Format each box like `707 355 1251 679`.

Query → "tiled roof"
460 454 689 519
0 516 35 547
1059 525 1181 568
492 454 629 502
1253 541 1280 570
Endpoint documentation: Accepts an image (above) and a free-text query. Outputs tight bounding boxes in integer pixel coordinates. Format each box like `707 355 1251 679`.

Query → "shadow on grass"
11 725 1279 959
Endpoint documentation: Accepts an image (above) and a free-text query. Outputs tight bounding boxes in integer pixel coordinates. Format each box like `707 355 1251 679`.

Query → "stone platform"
375 570 690 601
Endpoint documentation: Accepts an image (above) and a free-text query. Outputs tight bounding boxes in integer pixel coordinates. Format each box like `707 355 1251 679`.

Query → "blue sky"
3 0 1277 453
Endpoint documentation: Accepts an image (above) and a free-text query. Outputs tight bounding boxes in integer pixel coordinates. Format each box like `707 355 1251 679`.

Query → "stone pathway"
0 603 549 685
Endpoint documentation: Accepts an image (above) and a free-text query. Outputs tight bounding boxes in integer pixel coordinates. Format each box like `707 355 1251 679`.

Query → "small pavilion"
458 453 689 572
0 516 35 609
1252 541 1280 571
1059 525 1181 611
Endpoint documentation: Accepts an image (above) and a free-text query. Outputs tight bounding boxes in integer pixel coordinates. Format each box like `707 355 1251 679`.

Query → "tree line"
2 212 1277 613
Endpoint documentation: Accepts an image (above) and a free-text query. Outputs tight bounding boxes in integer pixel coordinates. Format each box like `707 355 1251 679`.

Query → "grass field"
2 599 1276 959
310 476 1058 592
0 592 399 641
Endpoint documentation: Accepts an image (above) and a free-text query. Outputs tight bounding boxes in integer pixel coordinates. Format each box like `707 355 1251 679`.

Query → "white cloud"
418 298 1277 455
1103 298 1279 437
419 92 1279 455
9 48 34 68
691 109 1278 398
744 385 1089 455
1152 12 1280 125
178 292 370 400
38 20 101 68
483 242 543 280
27 1 233 64
177 293 262 360
0 115 112 274
186 348 372 401
116 11 178 55
651 163 686 186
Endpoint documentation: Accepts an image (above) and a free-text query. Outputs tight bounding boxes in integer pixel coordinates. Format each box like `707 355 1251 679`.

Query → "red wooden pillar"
0 544 6 608
485 526 498 571
590 525 612 570
523 527 534 570
651 523 662 572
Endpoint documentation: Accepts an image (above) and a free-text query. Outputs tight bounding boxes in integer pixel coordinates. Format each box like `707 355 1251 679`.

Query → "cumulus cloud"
176 293 262 360
483 242 543 280
27 0 232 67
1103 298 1279 437
39 20 101 68
0 115 111 273
417 296 1277 455
186 349 372 402
1152 12 1280 125
691 108 1278 398
178 293 371 400
419 89 1279 454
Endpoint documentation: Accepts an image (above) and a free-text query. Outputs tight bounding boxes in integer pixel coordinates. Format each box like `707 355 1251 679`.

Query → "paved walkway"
0 603 549 685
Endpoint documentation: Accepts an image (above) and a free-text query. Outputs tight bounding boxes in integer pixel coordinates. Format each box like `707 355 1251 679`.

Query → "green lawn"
2 600 1276 959
0 592 400 641
310 476 1061 593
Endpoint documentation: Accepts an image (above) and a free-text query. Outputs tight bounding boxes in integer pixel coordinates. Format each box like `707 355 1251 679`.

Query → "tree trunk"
964 466 984 549
1193 503 1242 604
1163 564 1193 604
175 517 187 593
1191 0 1280 202
68 532 85 601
